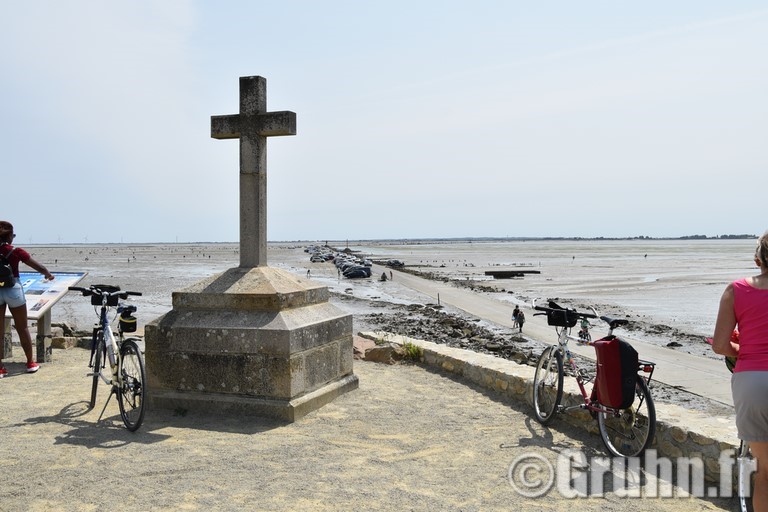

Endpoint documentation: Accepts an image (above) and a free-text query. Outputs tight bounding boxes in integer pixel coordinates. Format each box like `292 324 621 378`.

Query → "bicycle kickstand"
96 386 118 423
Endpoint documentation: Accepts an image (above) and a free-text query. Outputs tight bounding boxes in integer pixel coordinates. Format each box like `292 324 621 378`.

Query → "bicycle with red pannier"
531 301 657 457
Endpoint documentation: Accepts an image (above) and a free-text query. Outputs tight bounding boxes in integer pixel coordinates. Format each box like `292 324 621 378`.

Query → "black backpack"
0 247 17 288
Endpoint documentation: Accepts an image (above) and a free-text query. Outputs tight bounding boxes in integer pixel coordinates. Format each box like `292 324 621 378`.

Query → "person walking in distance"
0 221 55 377
512 305 520 330
712 231 768 512
516 310 525 333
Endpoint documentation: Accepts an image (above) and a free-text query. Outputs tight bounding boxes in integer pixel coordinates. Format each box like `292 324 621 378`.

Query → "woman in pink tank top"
713 231 768 512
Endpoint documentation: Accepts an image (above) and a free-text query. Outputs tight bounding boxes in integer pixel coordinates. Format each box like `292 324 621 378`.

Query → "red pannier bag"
593 336 639 409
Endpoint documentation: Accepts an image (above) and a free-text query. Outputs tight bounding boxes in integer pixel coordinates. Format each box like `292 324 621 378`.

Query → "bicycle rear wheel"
117 339 146 432
89 333 105 410
532 346 563 424
597 376 656 457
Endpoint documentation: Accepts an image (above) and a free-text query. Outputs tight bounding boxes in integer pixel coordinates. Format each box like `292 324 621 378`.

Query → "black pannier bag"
119 313 137 333
593 336 639 409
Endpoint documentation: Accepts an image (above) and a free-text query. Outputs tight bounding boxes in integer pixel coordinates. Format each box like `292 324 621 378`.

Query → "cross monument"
145 75 357 422
211 76 296 267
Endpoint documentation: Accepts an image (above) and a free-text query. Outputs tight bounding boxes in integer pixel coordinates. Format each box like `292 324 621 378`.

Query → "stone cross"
211 76 297 267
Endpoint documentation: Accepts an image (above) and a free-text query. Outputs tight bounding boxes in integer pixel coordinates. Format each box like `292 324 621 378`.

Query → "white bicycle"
68 284 146 431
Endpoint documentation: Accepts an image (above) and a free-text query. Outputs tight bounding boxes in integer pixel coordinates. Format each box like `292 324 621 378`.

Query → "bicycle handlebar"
68 285 142 298
532 299 631 330
532 300 597 319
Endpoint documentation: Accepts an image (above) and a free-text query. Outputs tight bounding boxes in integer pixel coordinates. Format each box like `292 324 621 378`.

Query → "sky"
1 1 766 243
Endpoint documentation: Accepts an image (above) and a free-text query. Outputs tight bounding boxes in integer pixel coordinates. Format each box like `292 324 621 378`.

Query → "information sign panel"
12 272 87 320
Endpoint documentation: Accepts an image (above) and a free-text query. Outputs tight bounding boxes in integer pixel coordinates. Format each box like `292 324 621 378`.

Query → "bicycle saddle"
600 316 629 329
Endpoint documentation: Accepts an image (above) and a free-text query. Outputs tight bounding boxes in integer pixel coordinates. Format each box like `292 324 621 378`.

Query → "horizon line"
20 234 757 246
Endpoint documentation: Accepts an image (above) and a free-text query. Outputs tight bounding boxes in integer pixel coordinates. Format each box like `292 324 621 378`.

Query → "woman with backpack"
0 221 54 377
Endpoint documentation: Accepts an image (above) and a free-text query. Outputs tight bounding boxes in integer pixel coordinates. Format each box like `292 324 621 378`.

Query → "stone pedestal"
145 266 358 422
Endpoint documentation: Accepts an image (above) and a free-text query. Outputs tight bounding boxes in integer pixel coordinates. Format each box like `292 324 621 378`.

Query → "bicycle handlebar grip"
126 291 142 296
68 286 86 292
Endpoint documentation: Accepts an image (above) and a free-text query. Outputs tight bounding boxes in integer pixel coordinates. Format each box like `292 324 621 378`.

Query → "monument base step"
148 373 359 422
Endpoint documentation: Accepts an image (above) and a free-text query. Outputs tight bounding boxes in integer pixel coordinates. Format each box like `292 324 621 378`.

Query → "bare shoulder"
747 274 768 290
719 282 735 304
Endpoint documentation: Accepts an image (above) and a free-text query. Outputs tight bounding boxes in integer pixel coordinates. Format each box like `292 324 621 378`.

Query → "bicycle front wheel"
117 339 146 432
738 440 755 512
532 346 563 424
90 333 105 409
597 376 656 457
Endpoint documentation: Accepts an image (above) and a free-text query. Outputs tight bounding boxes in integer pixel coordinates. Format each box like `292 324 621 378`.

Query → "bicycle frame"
69 283 146 431
91 299 122 388
532 300 657 457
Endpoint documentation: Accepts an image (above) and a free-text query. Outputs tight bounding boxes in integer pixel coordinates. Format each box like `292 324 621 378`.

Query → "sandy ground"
0 347 732 511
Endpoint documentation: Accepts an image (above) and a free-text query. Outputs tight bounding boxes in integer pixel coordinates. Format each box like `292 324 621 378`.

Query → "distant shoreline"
316 234 757 244
23 234 757 247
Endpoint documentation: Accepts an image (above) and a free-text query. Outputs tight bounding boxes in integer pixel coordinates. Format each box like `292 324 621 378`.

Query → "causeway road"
380 265 733 406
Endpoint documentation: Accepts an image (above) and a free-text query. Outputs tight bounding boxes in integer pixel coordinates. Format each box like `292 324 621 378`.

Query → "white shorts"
0 279 26 309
